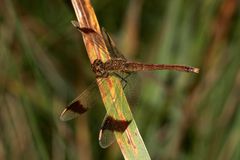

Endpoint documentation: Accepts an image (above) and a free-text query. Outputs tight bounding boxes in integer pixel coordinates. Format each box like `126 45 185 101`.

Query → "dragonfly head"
92 59 109 78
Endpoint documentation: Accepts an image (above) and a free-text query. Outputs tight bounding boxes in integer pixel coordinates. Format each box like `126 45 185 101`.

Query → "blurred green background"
1 0 240 159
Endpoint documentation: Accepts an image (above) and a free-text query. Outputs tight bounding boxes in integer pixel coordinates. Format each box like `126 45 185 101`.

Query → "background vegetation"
0 0 240 159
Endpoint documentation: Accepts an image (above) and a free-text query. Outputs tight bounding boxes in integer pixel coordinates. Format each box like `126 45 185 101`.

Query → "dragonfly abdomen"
124 62 199 73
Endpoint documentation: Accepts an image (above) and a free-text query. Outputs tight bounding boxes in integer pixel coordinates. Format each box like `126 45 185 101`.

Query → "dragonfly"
60 20 200 148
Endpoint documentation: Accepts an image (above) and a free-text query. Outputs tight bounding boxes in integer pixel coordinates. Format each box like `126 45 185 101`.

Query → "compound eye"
93 59 100 65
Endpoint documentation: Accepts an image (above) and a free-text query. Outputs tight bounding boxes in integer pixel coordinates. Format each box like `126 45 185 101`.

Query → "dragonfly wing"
71 20 126 60
99 114 132 148
60 101 88 121
60 81 100 121
71 21 110 57
99 114 116 148
101 27 126 60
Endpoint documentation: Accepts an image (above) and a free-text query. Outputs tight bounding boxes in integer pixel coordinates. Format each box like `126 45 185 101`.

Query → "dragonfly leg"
113 73 128 89
122 73 132 89
122 72 131 80
113 72 131 89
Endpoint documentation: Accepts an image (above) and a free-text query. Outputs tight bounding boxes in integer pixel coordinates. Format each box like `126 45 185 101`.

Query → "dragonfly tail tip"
193 68 200 73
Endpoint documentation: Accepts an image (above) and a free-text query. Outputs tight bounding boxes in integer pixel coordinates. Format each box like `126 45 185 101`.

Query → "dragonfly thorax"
91 59 109 78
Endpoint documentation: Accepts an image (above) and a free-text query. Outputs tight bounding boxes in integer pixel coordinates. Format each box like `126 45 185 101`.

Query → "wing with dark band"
99 114 132 148
71 20 126 60
60 81 100 121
